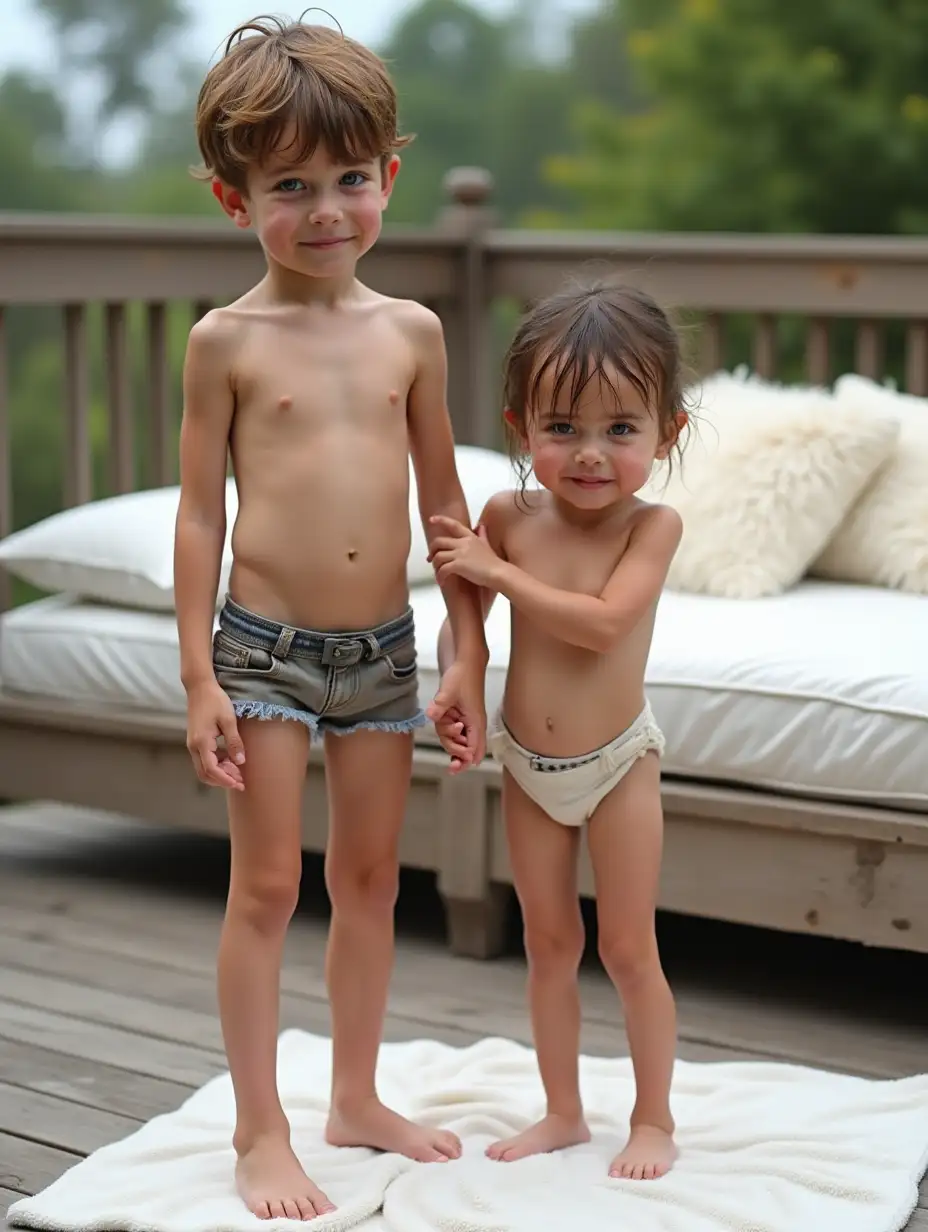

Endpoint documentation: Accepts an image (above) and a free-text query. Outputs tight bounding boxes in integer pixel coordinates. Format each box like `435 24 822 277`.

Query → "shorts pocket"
383 635 417 682
212 630 280 676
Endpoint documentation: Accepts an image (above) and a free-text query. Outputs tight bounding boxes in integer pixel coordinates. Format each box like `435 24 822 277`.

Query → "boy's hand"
186 680 246 791
428 517 503 589
427 659 487 773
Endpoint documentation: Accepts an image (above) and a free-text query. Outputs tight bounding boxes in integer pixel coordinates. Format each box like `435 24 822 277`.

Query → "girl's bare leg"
486 770 590 1162
587 751 677 1181
219 718 335 1221
322 728 461 1163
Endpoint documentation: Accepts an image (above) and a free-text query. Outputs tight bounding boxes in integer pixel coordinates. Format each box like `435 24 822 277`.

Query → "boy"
174 15 489 1221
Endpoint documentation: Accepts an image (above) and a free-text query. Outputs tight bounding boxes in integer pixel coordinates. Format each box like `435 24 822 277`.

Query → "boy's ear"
381 155 401 207
212 178 252 229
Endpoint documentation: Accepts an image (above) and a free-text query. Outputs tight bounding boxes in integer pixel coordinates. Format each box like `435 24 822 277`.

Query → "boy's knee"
326 857 398 918
230 871 300 934
524 919 584 978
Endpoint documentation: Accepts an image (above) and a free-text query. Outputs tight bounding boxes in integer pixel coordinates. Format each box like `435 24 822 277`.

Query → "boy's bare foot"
609 1123 677 1181
235 1133 335 1221
486 1112 591 1162
326 1098 462 1163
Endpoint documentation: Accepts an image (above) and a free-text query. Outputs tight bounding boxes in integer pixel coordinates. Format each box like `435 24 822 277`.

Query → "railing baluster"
700 313 725 375
854 320 883 381
147 302 173 487
0 307 10 613
805 318 830 386
63 303 92 508
105 302 133 494
752 314 777 379
904 322 928 395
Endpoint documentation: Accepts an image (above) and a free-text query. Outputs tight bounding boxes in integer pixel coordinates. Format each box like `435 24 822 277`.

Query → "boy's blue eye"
341 171 367 187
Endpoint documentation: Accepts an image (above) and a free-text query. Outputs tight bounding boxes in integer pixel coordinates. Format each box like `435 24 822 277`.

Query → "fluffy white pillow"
0 481 238 611
642 370 900 599
811 375 928 593
0 445 517 609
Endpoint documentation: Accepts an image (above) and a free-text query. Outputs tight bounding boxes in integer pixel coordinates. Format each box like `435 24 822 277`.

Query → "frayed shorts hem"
231 699 428 737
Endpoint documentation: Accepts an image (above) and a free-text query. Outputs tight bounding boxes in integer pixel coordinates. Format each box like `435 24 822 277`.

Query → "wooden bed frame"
2 690 926 959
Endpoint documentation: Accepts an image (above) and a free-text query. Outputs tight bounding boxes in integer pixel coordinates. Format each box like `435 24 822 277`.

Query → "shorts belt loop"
272 627 296 660
363 633 381 660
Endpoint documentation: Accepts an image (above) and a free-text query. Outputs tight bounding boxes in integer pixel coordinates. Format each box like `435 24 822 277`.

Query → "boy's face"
214 138 399 279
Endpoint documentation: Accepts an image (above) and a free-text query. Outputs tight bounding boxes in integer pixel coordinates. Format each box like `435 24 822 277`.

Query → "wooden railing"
2 164 928 612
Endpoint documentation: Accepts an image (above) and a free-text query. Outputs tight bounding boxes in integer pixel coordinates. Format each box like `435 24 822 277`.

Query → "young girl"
429 280 689 1182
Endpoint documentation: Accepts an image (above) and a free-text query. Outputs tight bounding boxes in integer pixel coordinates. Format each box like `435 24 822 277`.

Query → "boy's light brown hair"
195 13 412 191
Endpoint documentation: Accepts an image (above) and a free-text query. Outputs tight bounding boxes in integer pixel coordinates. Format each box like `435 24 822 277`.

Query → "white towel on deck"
8 1029 928 1232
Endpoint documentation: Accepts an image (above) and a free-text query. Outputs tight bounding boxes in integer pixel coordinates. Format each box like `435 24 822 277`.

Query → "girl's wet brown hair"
502 279 692 492
195 14 413 191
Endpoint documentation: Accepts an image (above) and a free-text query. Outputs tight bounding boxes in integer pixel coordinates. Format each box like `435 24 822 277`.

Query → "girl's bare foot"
609 1124 677 1181
326 1098 461 1163
235 1132 335 1221
486 1112 591 1163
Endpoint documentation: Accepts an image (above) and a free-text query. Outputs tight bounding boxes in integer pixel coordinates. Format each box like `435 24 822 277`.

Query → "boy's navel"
546 716 554 731
348 549 358 561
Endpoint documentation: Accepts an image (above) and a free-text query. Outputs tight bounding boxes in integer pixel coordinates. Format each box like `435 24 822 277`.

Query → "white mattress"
1 582 926 809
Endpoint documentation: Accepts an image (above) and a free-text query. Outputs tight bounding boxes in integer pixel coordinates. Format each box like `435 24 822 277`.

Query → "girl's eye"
275 178 305 193
610 423 633 436
548 422 573 436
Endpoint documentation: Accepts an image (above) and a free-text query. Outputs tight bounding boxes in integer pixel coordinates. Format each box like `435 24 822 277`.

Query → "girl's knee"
598 931 660 987
524 918 584 978
229 870 300 934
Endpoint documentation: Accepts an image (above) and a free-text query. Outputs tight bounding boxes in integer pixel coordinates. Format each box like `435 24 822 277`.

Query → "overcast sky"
3 0 597 74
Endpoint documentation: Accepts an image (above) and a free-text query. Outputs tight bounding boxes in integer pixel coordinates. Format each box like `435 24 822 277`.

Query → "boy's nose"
309 196 343 225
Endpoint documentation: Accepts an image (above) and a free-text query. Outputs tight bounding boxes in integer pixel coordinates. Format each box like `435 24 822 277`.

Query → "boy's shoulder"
374 292 443 342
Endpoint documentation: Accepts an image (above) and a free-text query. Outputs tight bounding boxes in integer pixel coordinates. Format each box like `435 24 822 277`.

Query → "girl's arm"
431 503 682 655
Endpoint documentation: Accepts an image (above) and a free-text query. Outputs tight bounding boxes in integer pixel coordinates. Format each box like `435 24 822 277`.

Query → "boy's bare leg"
587 751 677 1181
219 718 335 1221
322 728 462 1162
486 772 590 1162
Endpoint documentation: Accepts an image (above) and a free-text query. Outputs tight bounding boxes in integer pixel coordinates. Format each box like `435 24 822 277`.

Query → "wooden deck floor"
1 801 926 1228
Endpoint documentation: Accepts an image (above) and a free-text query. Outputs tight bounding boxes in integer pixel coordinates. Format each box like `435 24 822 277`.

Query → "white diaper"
487 703 665 827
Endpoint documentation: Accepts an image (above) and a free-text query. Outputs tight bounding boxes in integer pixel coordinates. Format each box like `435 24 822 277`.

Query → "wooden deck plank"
0 1135 81 1198
0 1081 138 1154
0 1037 193 1121
1 875 923 1080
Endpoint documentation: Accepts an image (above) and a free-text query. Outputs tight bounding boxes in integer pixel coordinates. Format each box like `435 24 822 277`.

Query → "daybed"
1 374 927 959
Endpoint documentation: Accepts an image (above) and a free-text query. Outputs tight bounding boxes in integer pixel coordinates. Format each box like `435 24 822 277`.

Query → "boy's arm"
405 304 489 762
174 314 245 788
436 494 505 674
431 504 682 655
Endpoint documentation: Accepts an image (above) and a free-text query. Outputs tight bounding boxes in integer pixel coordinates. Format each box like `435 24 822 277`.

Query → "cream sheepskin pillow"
642 370 900 599
812 375 928 594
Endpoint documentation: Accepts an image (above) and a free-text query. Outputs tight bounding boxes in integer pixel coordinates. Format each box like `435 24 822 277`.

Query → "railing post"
436 167 495 449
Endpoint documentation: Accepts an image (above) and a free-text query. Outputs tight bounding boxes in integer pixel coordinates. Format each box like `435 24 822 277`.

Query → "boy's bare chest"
233 320 414 431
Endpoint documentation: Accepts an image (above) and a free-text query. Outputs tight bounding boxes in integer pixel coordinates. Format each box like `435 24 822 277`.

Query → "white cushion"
812 375 928 594
3 580 926 808
0 445 517 610
642 370 900 598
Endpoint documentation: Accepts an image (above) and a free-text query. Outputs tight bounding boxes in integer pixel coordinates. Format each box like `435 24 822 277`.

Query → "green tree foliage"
550 0 928 234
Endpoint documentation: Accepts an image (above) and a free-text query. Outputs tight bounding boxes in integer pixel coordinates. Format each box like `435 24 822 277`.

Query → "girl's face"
511 360 684 512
